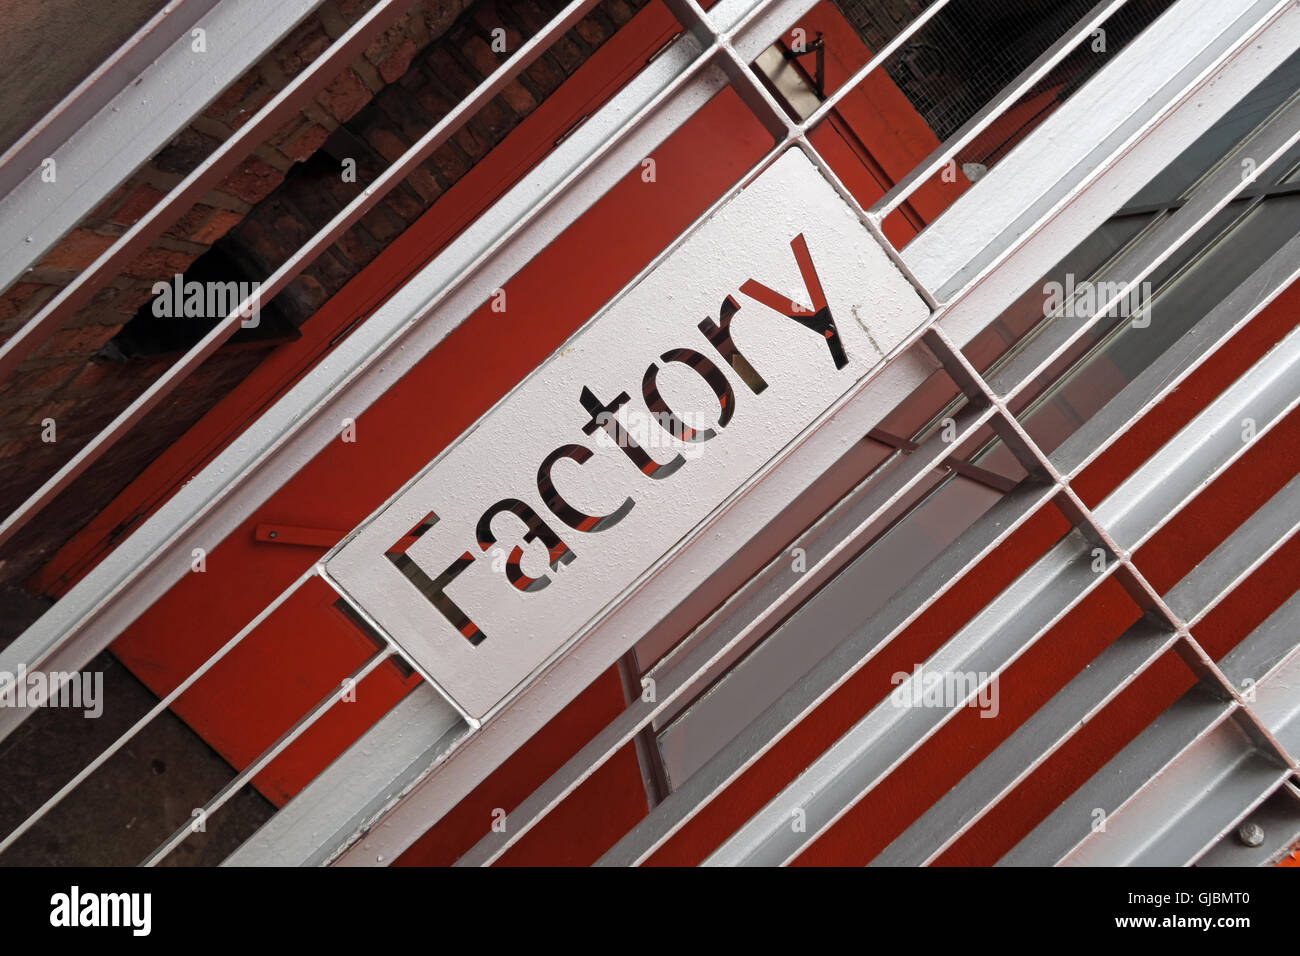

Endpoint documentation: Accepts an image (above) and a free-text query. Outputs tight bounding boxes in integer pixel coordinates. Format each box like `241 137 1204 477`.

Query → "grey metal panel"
986 90 1300 407
705 529 1111 866
656 473 1003 788
1063 723 1287 867
1165 473 1300 625
595 478 1058 866
702 314 1300 866
0 0 324 297
455 402 997 866
1092 322 1300 551
1238 613 1300 758
876 471 1300 865
1196 782 1300 866
872 617 1175 866
1050 232 1300 480
1002 590 1300 866
1220 591 1300 691
998 685 1233 866
224 687 466 867
0 0 222 201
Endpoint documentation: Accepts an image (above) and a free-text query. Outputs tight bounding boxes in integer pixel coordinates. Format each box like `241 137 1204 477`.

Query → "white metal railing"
0 0 1296 867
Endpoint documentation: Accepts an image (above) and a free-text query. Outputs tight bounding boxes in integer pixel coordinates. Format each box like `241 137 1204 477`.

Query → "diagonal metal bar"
0 0 418 384
1001 592 1300 866
870 0 1133 220
141 644 395 866
704 314 1300 866
0 22 727 746
987 87 1300 406
457 402 997 865
875 471 1300 864
596 476 1059 866
0 0 324 300
0 567 317 858
0 0 609 553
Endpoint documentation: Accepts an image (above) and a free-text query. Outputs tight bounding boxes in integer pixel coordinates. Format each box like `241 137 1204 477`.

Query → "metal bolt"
1236 821 1265 847
268 530 277 539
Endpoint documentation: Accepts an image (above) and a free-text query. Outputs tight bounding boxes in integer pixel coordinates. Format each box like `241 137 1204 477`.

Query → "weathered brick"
37 230 116 272
406 164 444 204
35 323 121 358
523 53 566 98
0 439 33 460
427 143 469 185
574 15 612 49
115 283 158 313
475 96 517 140
499 80 536 117
206 69 263 117
601 0 639 27
318 69 372 123
425 45 479 98
337 0 380 17
423 0 469 38
90 184 132 222
333 224 384 269
219 156 285 204
359 118 411 164
550 34 587 75
192 209 245 245
454 124 490 163
163 202 217 241
360 204 405 243
27 400 79 424
377 36 418 84
382 184 426 223
460 34 502 78
282 123 331 163
155 127 223 175
474 4 526 52
71 360 115 390
23 363 80 392
375 85 436 144
410 79 455 121
0 283 57 323
509 0 553 34
125 246 199 279
274 21 332 78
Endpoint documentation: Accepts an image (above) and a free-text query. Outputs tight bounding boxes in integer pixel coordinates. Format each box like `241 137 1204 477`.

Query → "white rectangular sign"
325 149 930 721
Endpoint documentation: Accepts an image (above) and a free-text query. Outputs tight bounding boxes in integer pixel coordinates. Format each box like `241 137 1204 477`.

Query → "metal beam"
1001 592 1300 866
702 318 1300 865
876 471 1300 865
0 0 325 302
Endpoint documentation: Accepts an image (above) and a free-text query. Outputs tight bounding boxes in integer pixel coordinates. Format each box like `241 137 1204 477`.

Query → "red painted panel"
643 280 1300 867
394 667 648 866
106 82 773 808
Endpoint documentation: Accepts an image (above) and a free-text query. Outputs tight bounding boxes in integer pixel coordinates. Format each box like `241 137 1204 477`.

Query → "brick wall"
0 0 647 589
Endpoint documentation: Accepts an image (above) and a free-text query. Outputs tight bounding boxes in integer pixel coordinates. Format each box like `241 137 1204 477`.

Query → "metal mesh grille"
834 0 1176 142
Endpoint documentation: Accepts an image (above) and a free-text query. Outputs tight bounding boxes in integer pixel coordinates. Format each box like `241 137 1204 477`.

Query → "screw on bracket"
1236 821 1265 847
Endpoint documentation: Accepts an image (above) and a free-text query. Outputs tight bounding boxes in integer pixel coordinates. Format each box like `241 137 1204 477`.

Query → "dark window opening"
103 246 298 360
833 0 1176 144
